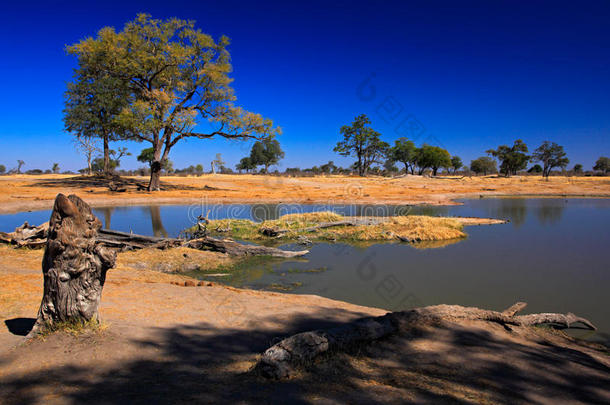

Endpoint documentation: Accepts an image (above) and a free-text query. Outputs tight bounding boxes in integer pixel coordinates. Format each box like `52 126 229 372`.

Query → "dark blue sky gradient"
0 0 608 172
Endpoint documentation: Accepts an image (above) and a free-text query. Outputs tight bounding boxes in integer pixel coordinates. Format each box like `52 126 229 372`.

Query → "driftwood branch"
256 302 598 379
2 220 307 257
185 237 308 258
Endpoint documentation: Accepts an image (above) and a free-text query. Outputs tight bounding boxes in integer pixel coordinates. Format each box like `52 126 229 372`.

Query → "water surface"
1 198 608 342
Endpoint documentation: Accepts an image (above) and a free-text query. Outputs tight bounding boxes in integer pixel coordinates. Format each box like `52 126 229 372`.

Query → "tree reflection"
496 199 527 228
96 207 115 229
535 200 565 225
149 206 168 237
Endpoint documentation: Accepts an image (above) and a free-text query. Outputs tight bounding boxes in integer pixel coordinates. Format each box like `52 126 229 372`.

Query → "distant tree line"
293 113 607 178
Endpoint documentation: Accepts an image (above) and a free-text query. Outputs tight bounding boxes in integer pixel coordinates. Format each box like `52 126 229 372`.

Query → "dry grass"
203 212 466 243
0 173 608 214
37 318 108 339
116 247 235 274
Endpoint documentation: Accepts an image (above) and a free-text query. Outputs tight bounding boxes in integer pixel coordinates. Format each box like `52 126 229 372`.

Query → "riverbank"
0 246 608 403
0 173 608 214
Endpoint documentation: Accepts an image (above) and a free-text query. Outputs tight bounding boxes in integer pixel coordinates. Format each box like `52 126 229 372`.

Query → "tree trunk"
148 161 162 191
103 134 110 176
29 194 116 336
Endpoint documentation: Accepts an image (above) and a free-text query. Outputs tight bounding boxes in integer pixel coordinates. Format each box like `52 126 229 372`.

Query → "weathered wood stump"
29 194 116 335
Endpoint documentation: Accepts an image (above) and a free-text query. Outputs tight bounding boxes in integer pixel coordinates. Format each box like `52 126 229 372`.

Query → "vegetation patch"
193 212 467 243
37 318 108 339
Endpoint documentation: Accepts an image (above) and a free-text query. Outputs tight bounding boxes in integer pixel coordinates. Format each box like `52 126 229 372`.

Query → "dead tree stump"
29 194 116 335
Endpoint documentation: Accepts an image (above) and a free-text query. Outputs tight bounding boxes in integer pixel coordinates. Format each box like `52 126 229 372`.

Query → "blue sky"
0 0 608 172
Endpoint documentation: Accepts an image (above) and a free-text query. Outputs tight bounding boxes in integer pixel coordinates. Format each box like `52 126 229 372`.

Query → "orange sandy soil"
0 173 609 214
1 245 609 404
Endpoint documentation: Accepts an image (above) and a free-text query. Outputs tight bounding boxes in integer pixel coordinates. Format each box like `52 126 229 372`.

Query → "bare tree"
75 136 100 175
16 160 25 174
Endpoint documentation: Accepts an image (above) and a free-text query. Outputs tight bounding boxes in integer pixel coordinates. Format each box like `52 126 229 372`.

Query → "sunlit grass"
191 212 466 243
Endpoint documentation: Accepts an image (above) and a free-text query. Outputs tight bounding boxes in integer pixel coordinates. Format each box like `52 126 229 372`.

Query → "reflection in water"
535 201 565 225
411 238 463 250
97 207 115 229
148 206 168 238
497 199 527 228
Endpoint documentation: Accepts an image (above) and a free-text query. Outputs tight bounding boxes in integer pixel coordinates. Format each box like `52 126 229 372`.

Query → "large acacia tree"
68 14 279 190
334 114 388 176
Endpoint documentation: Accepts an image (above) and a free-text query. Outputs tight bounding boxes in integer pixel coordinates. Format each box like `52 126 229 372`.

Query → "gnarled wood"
185 236 308 258
256 302 598 379
502 301 528 316
516 312 597 330
29 194 116 336
0 222 49 248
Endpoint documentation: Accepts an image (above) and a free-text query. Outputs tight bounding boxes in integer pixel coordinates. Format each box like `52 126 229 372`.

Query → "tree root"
255 302 598 379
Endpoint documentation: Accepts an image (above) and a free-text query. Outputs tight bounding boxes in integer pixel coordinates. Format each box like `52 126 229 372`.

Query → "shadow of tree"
1 310 609 404
4 318 35 336
27 175 202 191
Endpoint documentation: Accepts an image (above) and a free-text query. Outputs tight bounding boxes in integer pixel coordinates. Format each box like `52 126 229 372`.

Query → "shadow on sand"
27 175 203 191
1 307 609 404
4 318 35 336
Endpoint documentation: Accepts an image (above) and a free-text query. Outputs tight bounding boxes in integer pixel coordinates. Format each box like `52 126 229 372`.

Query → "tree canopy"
137 147 172 172
63 61 130 175
470 156 497 175
389 138 417 174
486 140 530 176
450 156 463 174
532 141 569 177
236 157 256 173
67 14 279 190
415 145 451 176
593 156 609 173
334 114 388 176
249 138 285 172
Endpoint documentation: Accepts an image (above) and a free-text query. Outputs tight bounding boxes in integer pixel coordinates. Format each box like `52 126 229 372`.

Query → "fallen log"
1 220 307 257
185 237 308 258
0 221 49 248
255 301 598 379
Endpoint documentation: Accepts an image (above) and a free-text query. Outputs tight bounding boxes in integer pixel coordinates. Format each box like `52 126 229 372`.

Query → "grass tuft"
38 318 108 339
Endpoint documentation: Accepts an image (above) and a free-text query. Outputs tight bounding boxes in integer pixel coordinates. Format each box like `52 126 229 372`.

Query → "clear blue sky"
0 0 608 172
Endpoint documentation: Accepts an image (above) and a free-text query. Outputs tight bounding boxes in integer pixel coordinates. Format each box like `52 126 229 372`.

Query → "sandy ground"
1 174 609 403
0 173 608 214
1 246 609 404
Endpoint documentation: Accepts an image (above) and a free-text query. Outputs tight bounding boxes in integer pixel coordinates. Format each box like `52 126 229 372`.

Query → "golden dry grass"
204 212 466 242
116 247 235 274
0 173 608 214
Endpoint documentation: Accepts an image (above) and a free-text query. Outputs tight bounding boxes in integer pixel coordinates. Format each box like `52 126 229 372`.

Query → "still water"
1 198 608 342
